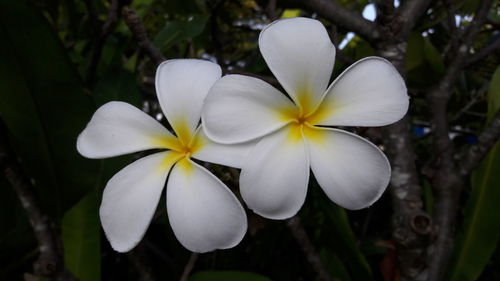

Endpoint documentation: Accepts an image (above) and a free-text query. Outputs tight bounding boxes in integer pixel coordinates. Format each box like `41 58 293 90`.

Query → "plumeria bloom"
77 59 251 253
202 18 409 219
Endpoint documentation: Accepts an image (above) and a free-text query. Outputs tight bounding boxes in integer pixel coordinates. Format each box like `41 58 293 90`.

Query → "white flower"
202 18 409 219
77 59 251 253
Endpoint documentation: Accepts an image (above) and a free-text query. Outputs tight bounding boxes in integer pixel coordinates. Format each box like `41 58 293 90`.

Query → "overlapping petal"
155 59 221 142
202 74 296 144
240 126 309 219
99 151 181 252
191 127 257 169
166 160 247 253
309 57 408 126
306 128 390 210
77 102 177 159
259 17 335 113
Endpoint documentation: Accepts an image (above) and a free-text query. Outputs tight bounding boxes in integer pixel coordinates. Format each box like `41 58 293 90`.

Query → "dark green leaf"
153 14 209 52
320 249 352 281
405 33 425 72
0 0 100 216
424 38 445 75
62 191 101 281
94 69 141 107
307 185 373 281
319 203 374 281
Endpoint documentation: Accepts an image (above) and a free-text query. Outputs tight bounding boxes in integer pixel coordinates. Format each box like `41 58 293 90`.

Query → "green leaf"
189 271 273 281
405 33 425 72
447 65 500 281
487 66 500 120
424 38 445 75
93 68 141 107
320 249 352 281
319 203 374 281
307 185 374 281
0 0 100 216
153 14 209 52
62 191 101 281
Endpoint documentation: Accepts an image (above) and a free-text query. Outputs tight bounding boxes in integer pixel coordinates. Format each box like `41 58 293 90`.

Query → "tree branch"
441 0 459 53
0 124 78 281
393 0 432 38
371 0 432 271
286 0 380 42
264 0 278 21
459 110 500 176
425 1 494 280
287 216 332 281
433 0 494 100
122 6 166 66
381 115 431 281
86 0 122 86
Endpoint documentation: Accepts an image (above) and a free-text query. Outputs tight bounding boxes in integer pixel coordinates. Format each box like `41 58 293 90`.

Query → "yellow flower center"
283 107 325 144
152 120 205 173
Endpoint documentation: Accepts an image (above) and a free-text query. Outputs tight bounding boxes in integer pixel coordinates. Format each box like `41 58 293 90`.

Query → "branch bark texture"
122 6 166 66
288 0 380 42
0 125 78 281
425 1 494 280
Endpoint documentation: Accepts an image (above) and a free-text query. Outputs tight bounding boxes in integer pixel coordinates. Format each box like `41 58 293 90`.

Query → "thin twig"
127 244 156 281
451 91 482 122
86 0 122 86
465 36 500 67
122 6 166 66
442 0 459 51
459 110 500 176
179 253 199 281
287 217 332 281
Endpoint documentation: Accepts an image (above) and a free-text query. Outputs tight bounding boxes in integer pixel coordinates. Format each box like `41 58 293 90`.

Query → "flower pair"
77 17 408 253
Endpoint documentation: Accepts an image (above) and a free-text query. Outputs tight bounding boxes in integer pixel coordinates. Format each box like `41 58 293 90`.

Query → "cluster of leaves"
0 0 498 280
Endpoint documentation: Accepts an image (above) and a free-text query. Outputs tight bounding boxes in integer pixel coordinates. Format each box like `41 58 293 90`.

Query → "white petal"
167 160 247 253
155 59 221 141
307 128 390 210
310 57 408 127
77 102 176 159
100 151 180 252
202 74 296 144
191 126 257 169
259 17 335 113
240 126 309 219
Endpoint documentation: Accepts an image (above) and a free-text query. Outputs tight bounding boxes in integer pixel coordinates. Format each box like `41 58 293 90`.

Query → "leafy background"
0 0 498 281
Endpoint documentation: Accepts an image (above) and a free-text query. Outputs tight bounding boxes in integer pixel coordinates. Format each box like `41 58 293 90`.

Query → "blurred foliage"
0 0 498 280
448 66 500 281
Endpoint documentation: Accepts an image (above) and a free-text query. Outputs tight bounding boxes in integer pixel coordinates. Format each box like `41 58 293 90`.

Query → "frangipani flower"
77 59 251 253
202 18 408 219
